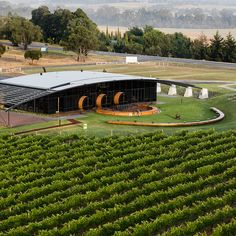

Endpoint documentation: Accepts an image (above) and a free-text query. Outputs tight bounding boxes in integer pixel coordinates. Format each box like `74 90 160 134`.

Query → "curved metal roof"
0 71 158 111
0 71 158 91
0 71 201 112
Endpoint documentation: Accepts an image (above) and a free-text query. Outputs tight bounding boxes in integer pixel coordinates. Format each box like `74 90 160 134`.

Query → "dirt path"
219 84 236 92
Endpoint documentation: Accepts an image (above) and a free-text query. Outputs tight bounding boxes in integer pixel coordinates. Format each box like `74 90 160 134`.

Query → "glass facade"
17 80 157 114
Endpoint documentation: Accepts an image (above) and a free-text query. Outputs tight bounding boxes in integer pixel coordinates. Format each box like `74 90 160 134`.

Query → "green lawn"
0 119 69 135
28 90 235 137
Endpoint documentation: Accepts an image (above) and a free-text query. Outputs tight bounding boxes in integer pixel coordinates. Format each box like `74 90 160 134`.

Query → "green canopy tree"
98 32 112 52
223 33 236 62
24 50 42 64
191 34 209 60
64 25 98 61
31 6 50 27
31 6 51 42
2 16 42 50
0 44 6 58
1 16 21 46
62 8 99 61
126 42 143 54
113 39 126 53
126 27 144 45
0 17 7 39
209 31 224 61
144 29 170 56
52 9 73 44
169 32 192 58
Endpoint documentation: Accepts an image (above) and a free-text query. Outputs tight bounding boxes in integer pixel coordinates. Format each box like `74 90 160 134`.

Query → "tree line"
100 26 236 63
87 7 236 29
0 6 236 63
0 7 99 61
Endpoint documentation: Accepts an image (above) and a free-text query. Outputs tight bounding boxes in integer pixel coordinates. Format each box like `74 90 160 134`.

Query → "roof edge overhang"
3 78 158 112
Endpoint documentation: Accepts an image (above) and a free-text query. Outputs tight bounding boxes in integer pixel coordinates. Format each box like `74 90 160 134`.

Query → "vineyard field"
0 130 236 235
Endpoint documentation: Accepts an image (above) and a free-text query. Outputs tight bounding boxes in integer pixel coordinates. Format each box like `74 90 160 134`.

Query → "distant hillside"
0 1 33 18
1 0 236 28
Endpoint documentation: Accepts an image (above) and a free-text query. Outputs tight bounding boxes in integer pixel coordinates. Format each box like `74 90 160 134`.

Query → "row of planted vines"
0 130 236 235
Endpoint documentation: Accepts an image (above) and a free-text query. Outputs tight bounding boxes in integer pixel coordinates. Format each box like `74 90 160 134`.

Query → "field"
24 62 236 82
0 47 121 70
98 25 236 39
0 130 236 235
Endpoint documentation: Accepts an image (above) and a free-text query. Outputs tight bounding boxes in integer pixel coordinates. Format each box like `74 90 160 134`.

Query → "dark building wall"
18 80 157 114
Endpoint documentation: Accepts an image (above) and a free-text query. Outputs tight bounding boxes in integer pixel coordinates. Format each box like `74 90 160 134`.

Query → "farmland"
0 130 236 235
0 47 120 71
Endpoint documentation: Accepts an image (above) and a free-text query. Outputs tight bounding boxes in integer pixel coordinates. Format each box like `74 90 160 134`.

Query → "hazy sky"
6 0 235 3
5 0 236 7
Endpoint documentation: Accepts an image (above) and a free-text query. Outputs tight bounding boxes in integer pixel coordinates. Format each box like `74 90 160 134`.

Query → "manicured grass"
35 90 235 137
0 119 69 135
105 97 214 123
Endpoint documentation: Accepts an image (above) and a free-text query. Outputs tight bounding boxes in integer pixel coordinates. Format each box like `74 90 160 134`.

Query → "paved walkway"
14 119 81 135
0 110 51 127
108 107 224 127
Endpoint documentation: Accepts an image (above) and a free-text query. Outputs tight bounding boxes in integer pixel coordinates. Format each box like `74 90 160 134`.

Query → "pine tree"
223 33 236 63
106 26 109 37
191 34 209 60
209 31 224 61
123 33 127 43
117 27 121 39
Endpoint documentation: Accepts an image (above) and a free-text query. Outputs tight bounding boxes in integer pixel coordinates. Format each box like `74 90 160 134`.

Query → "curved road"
93 51 236 69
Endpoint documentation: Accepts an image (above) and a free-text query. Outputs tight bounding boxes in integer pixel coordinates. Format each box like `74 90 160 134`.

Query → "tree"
62 8 99 61
98 32 112 52
169 33 192 58
126 27 144 45
113 39 126 53
143 29 169 56
0 17 7 39
0 44 6 58
48 9 73 44
32 7 74 44
64 25 98 61
223 33 236 63
31 6 51 42
209 31 224 61
24 50 42 64
20 18 42 50
31 6 50 27
126 42 143 54
2 16 42 50
1 16 21 46
191 34 209 60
